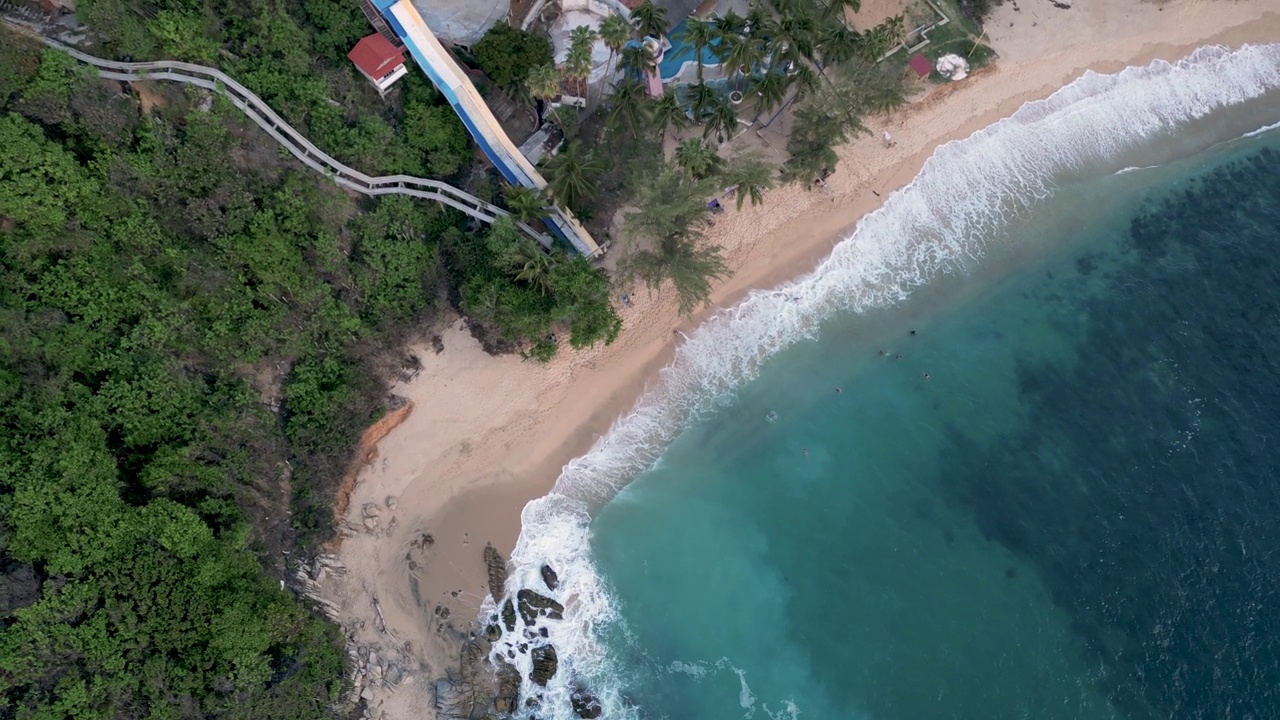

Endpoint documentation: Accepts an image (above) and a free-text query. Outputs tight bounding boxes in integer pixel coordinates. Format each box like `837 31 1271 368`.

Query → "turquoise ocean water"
488 45 1280 719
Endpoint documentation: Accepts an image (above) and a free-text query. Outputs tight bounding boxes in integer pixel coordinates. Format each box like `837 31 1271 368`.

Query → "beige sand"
319 2 1280 717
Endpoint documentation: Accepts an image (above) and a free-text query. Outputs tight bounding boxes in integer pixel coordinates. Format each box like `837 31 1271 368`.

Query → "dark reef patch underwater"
941 146 1280 718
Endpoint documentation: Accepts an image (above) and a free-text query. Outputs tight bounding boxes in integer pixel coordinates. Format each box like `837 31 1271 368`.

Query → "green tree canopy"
544 140 606 213
674 137 722 180
624 232 730 317
724 152 775 209
403 98 472 177
473 23 554 92
459 218 620 357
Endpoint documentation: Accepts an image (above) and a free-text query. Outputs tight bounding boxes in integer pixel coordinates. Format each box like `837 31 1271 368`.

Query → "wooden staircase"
359 0 400 46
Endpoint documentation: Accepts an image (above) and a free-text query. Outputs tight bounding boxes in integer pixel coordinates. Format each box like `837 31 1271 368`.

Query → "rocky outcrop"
494 657 522 713
571 688 603 718
516 589 564 627
501 598 517 632
433 639 499 719
484 543 507 601
540 564 559 591
530 644 558 686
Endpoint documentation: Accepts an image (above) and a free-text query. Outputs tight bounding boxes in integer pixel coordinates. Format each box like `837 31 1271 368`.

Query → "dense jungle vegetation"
0 0 619 714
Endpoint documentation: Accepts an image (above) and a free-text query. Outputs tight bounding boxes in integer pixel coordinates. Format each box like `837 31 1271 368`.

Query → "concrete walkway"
1 18 555 248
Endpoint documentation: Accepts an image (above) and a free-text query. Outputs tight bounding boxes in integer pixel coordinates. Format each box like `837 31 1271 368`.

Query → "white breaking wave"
736 667 758 719
1242 118 1280 138
486 43 1280 720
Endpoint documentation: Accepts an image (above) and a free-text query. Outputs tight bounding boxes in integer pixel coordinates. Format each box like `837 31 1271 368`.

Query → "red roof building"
908 54 934 79
348 34 408 95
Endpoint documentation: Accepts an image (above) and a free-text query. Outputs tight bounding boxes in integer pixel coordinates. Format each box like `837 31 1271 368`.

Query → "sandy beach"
318 1 1280 716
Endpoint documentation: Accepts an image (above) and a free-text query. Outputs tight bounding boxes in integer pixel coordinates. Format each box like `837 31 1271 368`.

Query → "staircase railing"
1 18 554 248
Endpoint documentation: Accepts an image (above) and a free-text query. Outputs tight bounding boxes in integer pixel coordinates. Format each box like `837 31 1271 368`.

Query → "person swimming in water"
766 410 779 423
835 387 842 393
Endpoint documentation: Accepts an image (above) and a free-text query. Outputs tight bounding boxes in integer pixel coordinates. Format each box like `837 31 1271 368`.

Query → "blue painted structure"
370 0 600 256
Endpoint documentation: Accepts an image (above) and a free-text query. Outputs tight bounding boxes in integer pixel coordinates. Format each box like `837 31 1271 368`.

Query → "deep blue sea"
489 45 1280 720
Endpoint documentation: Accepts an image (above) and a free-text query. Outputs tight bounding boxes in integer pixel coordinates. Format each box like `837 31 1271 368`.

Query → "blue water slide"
371 0 601 256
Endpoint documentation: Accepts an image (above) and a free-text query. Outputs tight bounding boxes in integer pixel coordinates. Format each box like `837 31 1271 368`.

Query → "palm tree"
630 0 668 39
651 87 690 140
745 6 773 42
712 9 748 39
688 81 717 122
771 10 819 70
674 138 722 180
567 25 597 98
721 34 766 82
858 24 893 62
526 63 561 104
882 14 907 48
569 24 597 52
598 13 631 79
607 78 651 138
569 25 597 58
789 62 820 101
503 184 549 223
724 153 774 210
618 42 657 82
751 70 789 115
565 49 593 101
509 239 556 295
702 94 738 141
676 17 716 81
545 141 605 211
817 21 861 69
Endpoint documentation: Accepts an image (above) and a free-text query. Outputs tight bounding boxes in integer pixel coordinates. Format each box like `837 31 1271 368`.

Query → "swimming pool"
657 19 722 81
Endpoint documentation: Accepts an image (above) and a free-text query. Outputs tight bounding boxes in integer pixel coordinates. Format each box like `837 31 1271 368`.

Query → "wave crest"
487 43 1280 719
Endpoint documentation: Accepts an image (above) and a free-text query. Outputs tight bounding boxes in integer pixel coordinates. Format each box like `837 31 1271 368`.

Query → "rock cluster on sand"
484 543 508 601
347 644 411 710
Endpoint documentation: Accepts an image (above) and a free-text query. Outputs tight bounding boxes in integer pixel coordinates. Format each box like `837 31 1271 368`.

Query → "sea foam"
485 44 1280 719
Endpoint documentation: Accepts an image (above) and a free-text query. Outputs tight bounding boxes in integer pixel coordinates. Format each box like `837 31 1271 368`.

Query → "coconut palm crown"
630 0 669 39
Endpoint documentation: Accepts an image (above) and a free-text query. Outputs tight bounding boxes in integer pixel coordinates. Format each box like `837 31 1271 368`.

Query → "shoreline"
319 2 1280 717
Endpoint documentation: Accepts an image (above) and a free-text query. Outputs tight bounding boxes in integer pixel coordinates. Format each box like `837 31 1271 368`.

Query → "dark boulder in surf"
571 688 603 718
502 598 517 631
530 644 558 686
517 588 564 626
494 657 521 713
541 564 560 591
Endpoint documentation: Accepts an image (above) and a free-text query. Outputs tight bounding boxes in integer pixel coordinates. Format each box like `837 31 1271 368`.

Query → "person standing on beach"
882 131 896 148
